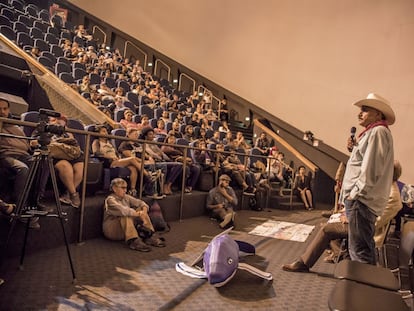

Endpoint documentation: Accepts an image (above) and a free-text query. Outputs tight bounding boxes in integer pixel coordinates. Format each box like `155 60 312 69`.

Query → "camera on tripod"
36 109 66 149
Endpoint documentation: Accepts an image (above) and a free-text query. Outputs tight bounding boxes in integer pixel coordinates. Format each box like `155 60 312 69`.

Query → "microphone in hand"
347 127 357 152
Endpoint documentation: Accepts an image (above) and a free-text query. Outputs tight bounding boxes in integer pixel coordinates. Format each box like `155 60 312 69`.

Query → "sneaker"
70 192 81 208
59 192 71 205
129 238 151 252
184 187 192 193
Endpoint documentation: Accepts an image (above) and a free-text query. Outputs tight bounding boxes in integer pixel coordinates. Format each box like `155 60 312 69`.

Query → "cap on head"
353 93 395 125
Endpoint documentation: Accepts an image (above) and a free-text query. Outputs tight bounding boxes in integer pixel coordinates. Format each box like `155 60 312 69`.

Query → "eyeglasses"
116 186 127 189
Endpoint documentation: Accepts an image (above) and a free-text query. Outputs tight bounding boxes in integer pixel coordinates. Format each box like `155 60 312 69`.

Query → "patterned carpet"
0 206 360 310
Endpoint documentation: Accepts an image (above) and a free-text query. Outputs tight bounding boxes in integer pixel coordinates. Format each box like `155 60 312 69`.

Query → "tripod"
3 146 76 282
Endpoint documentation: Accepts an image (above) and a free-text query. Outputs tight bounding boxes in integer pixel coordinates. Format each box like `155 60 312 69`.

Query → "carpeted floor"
0 205 390 310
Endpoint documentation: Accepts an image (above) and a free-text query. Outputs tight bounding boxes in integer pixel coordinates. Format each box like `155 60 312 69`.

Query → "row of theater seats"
0 0 96 82
20 111 267 193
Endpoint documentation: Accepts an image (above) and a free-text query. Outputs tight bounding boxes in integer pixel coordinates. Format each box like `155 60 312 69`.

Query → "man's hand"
347 137 354 152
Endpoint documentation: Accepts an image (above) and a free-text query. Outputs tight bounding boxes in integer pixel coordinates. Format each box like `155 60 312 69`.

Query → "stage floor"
0 206 384 310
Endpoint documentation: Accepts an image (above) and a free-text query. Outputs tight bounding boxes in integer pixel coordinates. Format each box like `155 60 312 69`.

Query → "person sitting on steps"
293 166 314 210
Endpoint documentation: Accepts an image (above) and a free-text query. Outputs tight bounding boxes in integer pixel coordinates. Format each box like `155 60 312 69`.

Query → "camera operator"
0 98 44 228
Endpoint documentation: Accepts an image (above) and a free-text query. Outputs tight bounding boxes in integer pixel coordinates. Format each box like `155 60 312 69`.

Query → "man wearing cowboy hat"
339 93 395 265
206 174 237 229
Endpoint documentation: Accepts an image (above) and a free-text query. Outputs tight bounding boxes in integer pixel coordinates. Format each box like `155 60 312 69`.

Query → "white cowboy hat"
353 93 395 125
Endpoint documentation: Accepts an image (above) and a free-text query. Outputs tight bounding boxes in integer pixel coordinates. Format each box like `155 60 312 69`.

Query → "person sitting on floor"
282 160 403 272
206 174 237 229
103 178 166 252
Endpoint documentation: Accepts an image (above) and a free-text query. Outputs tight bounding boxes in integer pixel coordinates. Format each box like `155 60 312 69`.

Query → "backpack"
148 200 169 232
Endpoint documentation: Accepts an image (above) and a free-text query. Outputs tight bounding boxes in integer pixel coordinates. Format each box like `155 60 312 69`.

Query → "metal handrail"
154 59 171 82
92 25 107 45
178 73 196 93
123 41 148 71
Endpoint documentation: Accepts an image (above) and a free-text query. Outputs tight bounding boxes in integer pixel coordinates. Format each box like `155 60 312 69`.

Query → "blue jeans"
345 199 377 265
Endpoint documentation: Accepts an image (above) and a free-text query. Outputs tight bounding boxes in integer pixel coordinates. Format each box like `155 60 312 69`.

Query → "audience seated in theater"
113 96 126 117
167 121 183 139
200 118 213 131
137 115 150 132
98 82 116 99
69 41 84 60
79 75 92 93
202 90 213 110
139 127 183 195
206 174 237 229
89 90 102 106
210 130 222 144
114 87 128 103
160 111 170 124
183 125 196 142
85 45 98 60
161 135 200 193
117 128 162 199
61 39 72 55
103 178 165 252
293 165 314 210
196 127 209 144
223 148 256 193
119 109 139 130
193 140 216 172
204 108 218 122
282 160 403 272
92 126 153 198
255 132 271 156
154 119 168 135
74 24 93 41
234 131 250 151
189 113 202 127
47 116 84 208
223 131 234 147
193 103 205 120
174 111 185 125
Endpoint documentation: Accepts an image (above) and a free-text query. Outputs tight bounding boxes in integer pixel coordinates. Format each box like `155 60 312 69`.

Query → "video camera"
36 109 66 148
